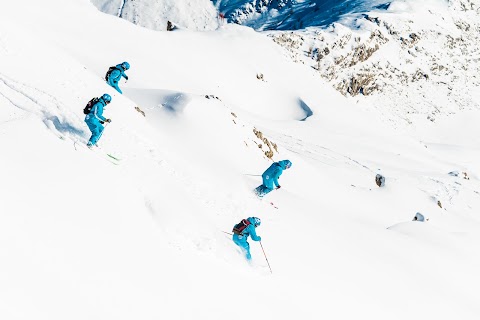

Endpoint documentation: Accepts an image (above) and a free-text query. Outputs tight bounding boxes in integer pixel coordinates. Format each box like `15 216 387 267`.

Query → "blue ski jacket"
108 64 128 82
85 98 107 123
262 160 292 189
232 217 261 243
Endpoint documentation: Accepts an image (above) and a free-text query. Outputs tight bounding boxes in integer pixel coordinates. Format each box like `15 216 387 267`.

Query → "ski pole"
222 231 233 236
243 174 261 176
260 241 273 274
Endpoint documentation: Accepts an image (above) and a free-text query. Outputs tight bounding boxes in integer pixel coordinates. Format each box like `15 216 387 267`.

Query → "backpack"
83 97 99 114
105 66 119 81
232 219 251 235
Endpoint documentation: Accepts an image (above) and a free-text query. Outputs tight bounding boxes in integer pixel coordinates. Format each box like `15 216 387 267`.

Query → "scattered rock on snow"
375 174 385 187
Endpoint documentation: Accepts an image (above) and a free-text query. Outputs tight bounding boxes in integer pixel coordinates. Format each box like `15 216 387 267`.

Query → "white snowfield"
0 0 479 319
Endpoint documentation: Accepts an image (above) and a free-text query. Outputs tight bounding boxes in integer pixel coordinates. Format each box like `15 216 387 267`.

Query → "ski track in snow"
0 73 86 139
268 131 376 173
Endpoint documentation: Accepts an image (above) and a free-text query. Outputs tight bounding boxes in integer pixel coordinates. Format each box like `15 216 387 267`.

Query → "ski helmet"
285 160 292 169
102 93 112 104
121 61 130 70
253 217 261 227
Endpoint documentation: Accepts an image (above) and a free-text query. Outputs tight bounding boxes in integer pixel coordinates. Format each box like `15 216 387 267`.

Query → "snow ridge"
90 0 220 31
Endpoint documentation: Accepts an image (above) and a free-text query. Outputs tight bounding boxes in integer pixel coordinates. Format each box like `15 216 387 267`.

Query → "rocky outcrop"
269 0 480 126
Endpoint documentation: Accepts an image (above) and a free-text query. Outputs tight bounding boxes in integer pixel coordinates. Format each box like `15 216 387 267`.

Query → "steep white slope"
91 0 220 31
91 0 389 31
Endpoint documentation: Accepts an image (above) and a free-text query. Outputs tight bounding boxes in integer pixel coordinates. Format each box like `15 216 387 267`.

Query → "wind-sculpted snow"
0 73 86 139
123 88 192 115
91 0 391 31
298 98 313 120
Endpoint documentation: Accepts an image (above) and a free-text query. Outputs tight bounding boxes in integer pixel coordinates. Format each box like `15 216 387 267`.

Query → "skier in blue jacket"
232 217 262 261
254 160 292 197
106 61 129 94
85 94 112 148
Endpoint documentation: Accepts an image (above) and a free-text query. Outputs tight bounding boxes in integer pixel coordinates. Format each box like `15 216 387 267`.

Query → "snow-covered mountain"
91 0 220 31
91 0 390 31
92 0 480 130
270 0 480 129
217 0 389 30
1 0 480 319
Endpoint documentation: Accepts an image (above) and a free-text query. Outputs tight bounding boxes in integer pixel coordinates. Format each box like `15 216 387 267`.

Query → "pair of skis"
85 145 121 165
255 194 278 209
71 138 122 165
254 191 278 209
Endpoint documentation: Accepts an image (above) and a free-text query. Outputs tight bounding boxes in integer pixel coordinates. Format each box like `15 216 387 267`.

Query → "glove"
125 76 129 81
276 185 281 189
100 120 104 124
105 119 112 123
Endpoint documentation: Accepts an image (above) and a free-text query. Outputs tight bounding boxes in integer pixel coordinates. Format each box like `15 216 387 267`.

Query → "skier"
105 61 130 94
254 160 292 197
84 93 112 148
232 217 262 261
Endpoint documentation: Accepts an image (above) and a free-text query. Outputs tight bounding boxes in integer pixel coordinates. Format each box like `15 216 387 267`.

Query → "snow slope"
91 0 220 31
269 0 480 130
218 0 390 30
1 0 480 319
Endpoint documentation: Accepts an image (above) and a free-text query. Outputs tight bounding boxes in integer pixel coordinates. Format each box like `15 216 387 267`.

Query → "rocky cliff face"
269 0 480 127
